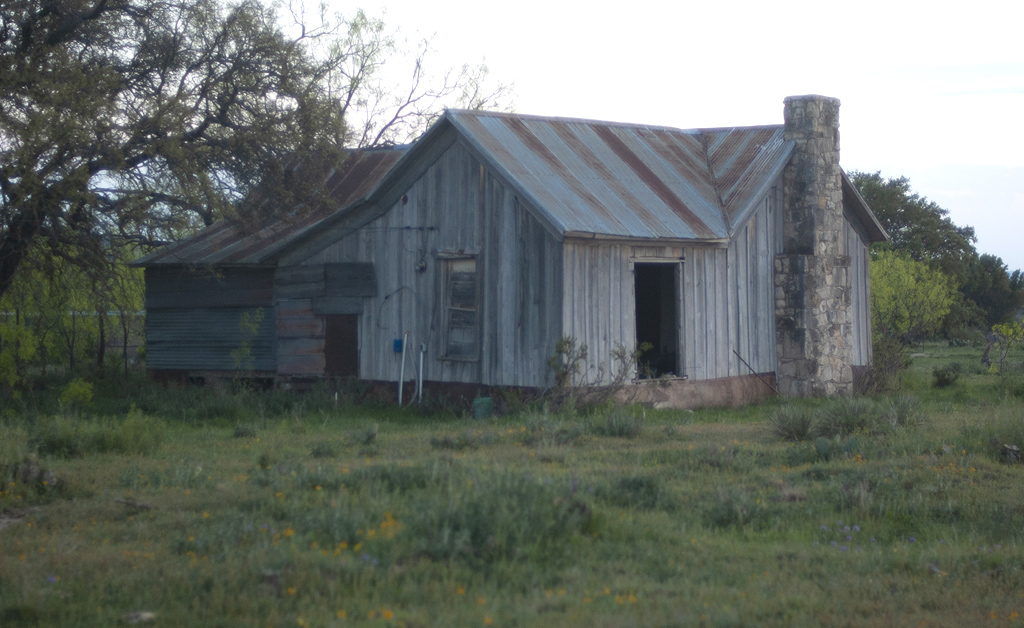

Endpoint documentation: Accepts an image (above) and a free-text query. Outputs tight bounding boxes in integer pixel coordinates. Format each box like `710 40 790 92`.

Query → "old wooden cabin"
136 95 886 407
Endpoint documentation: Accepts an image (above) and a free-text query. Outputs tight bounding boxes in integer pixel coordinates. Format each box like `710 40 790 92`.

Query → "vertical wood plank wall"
560 241 637 384
844 212 872 366
299 140 563 387
561 193 780 384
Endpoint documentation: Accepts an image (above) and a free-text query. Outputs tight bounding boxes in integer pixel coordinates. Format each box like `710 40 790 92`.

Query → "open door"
324 315 358 378
634 263 679 378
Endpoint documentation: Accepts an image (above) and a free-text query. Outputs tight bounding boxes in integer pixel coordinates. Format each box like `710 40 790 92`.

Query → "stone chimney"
775 95 853 396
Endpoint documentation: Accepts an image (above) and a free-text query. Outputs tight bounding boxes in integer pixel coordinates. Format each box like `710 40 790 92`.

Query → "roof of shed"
133 147 406 266
442 110 795 241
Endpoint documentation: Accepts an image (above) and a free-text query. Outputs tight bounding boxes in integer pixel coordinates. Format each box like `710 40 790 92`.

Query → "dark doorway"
634 263 679 378
325 315 358 378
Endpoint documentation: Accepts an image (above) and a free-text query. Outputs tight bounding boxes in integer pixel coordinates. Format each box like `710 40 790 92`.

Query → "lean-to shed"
137 95 886 405
133 148 406 382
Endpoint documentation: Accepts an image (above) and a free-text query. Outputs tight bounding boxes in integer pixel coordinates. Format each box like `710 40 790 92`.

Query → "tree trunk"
97 310 106 371
122 313 130 380
0 208 44 302
68 311 76 377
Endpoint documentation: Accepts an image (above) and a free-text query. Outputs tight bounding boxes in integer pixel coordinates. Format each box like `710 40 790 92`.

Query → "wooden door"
324 315 358 378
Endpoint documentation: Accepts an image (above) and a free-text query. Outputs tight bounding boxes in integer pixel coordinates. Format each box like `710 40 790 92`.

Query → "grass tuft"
767 406 814 441
814 396 880 438
589 406 643 438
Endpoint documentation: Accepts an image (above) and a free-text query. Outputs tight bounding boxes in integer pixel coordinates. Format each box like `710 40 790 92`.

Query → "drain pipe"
398 330 410 405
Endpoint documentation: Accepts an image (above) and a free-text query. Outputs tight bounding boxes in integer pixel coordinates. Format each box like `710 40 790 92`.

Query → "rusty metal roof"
139 109 880 267
134 148 407 266
445 110 794 241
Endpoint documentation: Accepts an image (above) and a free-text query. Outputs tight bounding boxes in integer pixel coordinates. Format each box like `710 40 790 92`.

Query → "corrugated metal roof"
446 110 794 241
137 111 809 267
134 148 406 266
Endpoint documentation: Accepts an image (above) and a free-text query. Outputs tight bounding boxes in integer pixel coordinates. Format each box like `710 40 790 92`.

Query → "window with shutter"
441 258 478 360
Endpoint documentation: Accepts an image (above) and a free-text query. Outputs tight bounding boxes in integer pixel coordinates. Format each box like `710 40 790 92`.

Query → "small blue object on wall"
393 338 403 353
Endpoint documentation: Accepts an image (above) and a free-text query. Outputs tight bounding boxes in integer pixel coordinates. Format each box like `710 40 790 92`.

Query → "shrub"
346 424 378 446
519 415 583 447
883 394 923 429
590 407 643 438
309 441 336 458
405 470 593 567
701 487 780 531
867 334 910 393
815 396 880 438
59 379 93 409
233 424 258 438
767 406 814 441
430 431 480 451
996 375 1024 400
0 425 30 465
119 408 166 455
932 362 962 388
30 409 165 458
596 474 671 511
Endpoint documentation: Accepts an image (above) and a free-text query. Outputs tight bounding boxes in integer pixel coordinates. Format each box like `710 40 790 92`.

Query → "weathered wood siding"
843 209 873 366
296 140 563 387
561 242 638 384
562 192 780 384
274 264 376 376
144 267 276 371
681 195 779 380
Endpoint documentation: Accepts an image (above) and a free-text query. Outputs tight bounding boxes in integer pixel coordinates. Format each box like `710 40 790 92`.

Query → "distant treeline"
851 171 1024 338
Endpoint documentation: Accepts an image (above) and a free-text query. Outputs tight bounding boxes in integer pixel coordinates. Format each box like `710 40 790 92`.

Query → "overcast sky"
342 0 1024 273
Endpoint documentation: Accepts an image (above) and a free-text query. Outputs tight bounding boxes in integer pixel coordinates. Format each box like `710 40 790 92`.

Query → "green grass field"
2 344 1024 627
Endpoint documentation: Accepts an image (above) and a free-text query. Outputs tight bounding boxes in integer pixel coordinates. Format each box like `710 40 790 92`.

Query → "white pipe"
417 344 425 402
398 331 409 406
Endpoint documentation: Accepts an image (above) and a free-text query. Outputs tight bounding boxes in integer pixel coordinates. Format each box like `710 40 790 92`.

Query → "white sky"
337 0 1024 273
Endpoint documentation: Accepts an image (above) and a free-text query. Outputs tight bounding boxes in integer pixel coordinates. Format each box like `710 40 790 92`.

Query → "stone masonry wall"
775 95 853 396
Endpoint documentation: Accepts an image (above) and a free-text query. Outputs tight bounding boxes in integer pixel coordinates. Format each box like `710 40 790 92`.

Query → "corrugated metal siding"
144 267 277 372
144 267 274 309
447 110 793 242
299 140 562 387
145 307 276 371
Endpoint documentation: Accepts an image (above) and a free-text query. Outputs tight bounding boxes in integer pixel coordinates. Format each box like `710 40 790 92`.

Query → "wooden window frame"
438 254 480 362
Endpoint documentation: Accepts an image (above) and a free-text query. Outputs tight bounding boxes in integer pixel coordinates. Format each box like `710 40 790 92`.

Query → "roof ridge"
446 109 782 137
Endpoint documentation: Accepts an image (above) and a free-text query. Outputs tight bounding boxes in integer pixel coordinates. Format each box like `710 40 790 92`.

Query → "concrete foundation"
619 374 777 410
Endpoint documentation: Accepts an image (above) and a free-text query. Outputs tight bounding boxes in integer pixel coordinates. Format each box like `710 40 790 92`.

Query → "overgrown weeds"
588 406 643 438
518 414 584 447
766 406 814 441
768 395 924 442
3 344 1024 627
29 408 165 458
933 362 963 387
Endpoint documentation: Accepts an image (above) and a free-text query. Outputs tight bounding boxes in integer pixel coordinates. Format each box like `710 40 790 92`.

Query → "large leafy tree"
1 0 334 298
850 172 976 280
0 0 507 301
851 171 1023 329
962 254 1024 328
870 250 956 343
